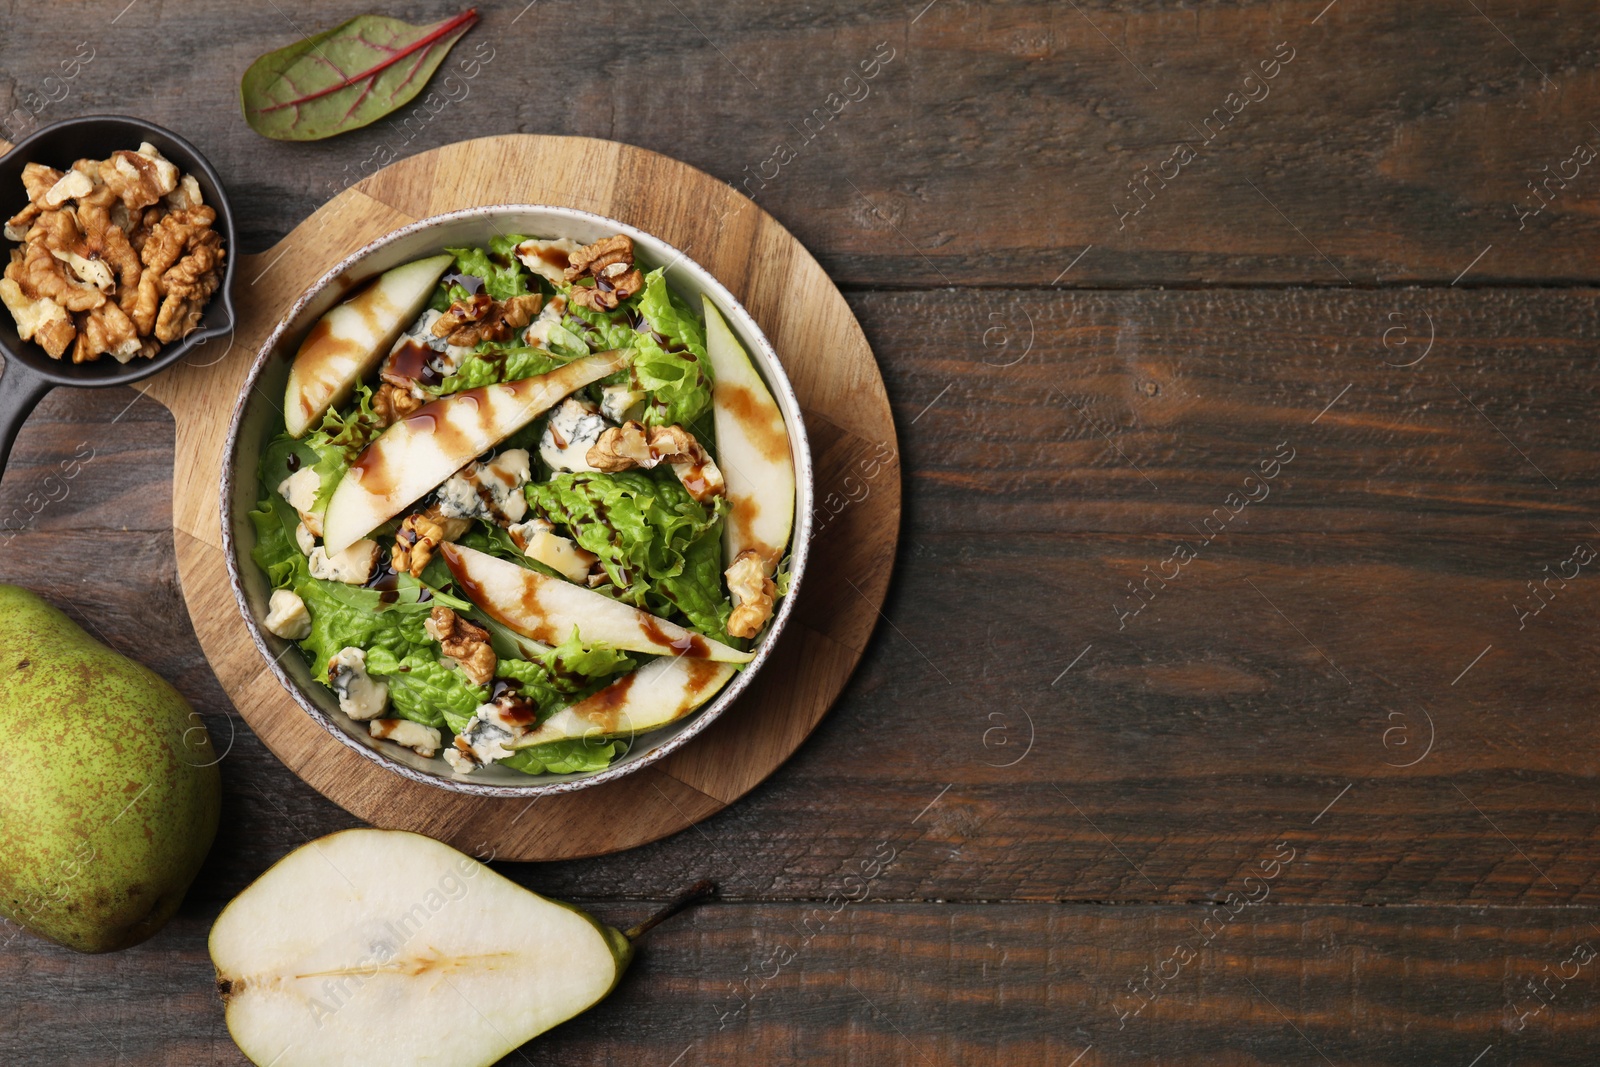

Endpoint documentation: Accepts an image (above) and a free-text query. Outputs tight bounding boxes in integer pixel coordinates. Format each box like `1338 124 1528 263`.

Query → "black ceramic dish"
0 115 236 471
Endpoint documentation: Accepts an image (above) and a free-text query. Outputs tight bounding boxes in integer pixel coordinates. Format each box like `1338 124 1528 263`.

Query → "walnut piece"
71 171 124 249
19 212 105 312
423 606 497 687
102 144 179 212
73 301 141 364
432 293 543 347
0 275 75 359
587 421 726 502
391 503 471 578
725 549 777 639
564 234 644 312
40 169 93 209
373 382 423 426
155 224 223 342
565 235 633 279
20 163 64 204
3 203 42 244
431 293 492 335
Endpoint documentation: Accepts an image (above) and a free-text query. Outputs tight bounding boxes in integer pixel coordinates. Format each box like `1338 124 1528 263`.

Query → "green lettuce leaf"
258 382 379 520
310 380 384 461
249 494 444 683
443 236 529 302
494 628 635 710
563 300 642 353
500 737 620 775
638 267 708 355
363 646 485 728
525 471 733 639
632 269 713 429
431 346 564 396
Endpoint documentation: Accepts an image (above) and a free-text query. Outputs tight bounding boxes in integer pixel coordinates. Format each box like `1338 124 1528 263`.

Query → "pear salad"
251 234 795 777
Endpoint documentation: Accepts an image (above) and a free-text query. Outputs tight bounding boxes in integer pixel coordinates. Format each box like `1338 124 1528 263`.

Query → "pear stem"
625 879 717 942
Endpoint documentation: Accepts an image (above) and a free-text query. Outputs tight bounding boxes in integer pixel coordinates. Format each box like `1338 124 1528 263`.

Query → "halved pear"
210 829 631 1067
703 297 795 567
322 351 630 554
511 654 737 749
284 254 454 438
441 543 752 663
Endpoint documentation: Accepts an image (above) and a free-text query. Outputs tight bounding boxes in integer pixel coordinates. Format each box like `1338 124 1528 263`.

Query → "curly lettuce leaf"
562 300 642 355
632 269 713 429
442 236 529 302
251 499 401 676
310 379 384 461
495 628 635 708
638 266 708 355
431 346 564 396
525 471 733 639
258 382 380 522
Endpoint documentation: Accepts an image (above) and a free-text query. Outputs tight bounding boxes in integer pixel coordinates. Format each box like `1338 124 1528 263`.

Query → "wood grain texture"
4 281 1599 1061
6 1 1600 288
4 0 1600 1062
9 902 1600 1066
4 289 1596 908
136 134 899 862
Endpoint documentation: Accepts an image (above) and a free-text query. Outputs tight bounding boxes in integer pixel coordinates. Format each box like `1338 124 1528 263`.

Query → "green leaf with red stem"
240 8 479 142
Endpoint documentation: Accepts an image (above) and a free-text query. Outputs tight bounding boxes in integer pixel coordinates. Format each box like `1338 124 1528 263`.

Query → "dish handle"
0 355 52 477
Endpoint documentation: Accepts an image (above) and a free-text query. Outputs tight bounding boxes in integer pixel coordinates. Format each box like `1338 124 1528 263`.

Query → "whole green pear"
0 585 220 952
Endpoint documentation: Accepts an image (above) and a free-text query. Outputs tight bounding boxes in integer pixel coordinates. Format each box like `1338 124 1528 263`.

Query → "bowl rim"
220 203 814 798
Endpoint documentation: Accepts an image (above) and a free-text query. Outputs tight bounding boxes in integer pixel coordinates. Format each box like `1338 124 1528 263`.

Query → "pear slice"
322 351 630 554
284 254 454 438
703 297 795 567
510 654 737 749
210 829 631 1067
441 543 753 663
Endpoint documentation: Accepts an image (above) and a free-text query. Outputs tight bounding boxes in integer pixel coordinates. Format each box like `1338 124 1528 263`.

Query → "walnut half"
373 382 423 426
424 606 497 687
391 503 471 578
564 234 644 312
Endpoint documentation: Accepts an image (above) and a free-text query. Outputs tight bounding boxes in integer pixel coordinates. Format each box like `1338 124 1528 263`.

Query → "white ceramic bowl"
221 206 813 797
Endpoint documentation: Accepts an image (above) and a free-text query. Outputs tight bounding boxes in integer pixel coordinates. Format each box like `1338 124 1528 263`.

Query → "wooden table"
3 1 1599 1063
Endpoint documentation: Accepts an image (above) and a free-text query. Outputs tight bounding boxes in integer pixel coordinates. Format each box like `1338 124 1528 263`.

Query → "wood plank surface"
3 288 1596 905
8 903 1600 1066
5 0 1600 1062
7 1 1600 288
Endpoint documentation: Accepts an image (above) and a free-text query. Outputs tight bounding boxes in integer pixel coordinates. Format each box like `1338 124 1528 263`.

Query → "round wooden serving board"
130 135 897 861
